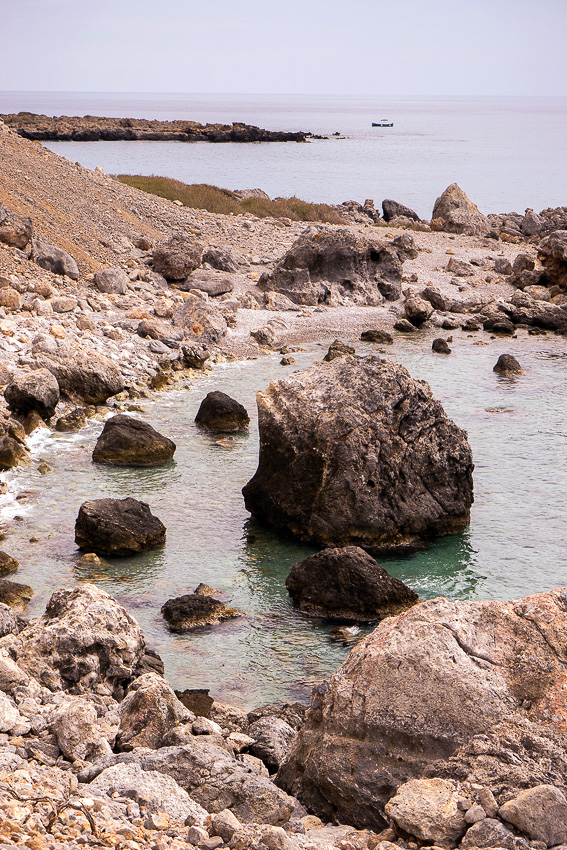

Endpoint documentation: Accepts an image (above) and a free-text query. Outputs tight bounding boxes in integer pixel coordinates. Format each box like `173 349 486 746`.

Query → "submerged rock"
195 391 250 433
494 353 523 375
285 545 418 621
360 328 393 344
0 436 30 470
161 594 245 632
0 552 19 577
92 414 176 466
0 578 33 608
243 355 474 553
75 497 166 556
55 407 87 431
4 368 60 417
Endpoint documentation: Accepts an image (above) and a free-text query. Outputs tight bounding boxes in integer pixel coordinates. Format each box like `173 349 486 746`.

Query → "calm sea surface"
2 91 567 218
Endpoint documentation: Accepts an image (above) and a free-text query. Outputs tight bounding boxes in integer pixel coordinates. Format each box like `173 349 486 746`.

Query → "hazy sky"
3 0 566 95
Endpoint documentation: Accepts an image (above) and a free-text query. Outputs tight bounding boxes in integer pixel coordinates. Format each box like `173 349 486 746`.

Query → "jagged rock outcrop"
431 184 490 237
4 368 60 417
286 546 418 621
258 230 417 306
75 497 166 556
537 230 567 290
92 415 176 466
195 391 250 432
276 587 567 830
243 355 474 552
34 351 124 404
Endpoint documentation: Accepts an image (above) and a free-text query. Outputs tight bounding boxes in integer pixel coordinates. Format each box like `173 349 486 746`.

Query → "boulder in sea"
360 328 393 344
34 351 124 404
75 497 166 556
161 593 245 632
494 353 523 375
285 545 418 621
323 339 355 361
4 368 60 417
152 235 204 280
430 183 490 237
393 318 418 332
92 414 176 466
0 552 19 577
242 355 474 553
31 236 79 279
94 267 129 295
432 338 451 354
0 204 33 249
537 229 567 290
276 587 567 830
195 391 250 433
0 578 33 609
258 229 417 306
404 295 433 326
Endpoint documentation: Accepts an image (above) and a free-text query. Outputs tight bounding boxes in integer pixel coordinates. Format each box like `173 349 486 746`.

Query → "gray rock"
251 319 288 347
183 344 211 370
4 368 60 418
92 415 176 467
0 692 27 734
75 497 166 557
0 604 18 637
404 296 433 326
460 818 531 850
506 290 567 331
94 268 129 295
323 339 356 361
34 351 124 404
152 235 204 280
495 257 513 275
173 295 227 344
181 269 234 296
248 717 297 772
202 246 240 273
0 437 30 471
31 237 79 279
499 785 567 846
211 809 242 842
432 338 451 354
431 184 490 237
384 778 467 845
116 672 191 750
360 329 393 344
0 205 33 249
51 697 114 762
242 355 474 553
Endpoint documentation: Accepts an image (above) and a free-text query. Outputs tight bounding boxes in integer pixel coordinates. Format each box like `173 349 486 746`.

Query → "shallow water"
2 330 567 708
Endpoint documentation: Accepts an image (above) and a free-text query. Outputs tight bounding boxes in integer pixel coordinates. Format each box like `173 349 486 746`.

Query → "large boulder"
0 584 145 693
173 294 227 344
285 545 418 621
382 199 420 223
498 785 567 846
431 184 490 237
92 415 176 467
152 235 204 280
0 578 33 608
34 352 124 404
4 368 60 417
537 230 567 290
276 587 567 829
75 497 166 556
247 717 297 773
195 391 250 432
94 268 129 295
505 289 567 332
51 697 114 762
116 672 192 750
31 236 79 279
242 355 474 553
181 269 235 296
0 205 33 249
258 230 416 306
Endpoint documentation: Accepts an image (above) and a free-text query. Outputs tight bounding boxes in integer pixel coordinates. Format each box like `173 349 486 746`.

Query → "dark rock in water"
182 344 210 370
92 414 176 467
34 351 124 404
181 269 234 296
430 183 490 237
173 294 227 344
483 317 516 335
0 552 19 577
75 497 166 556
323 339 355 362
0 578 33 608
94 268 129 295
152 235 204 280
242 355 474 553
285 545 418 621
0 204 33 249
259 229 415 306
394 318 419 333
276 588 567 831
432 338 451 354
31 236 79 279
360 329 393 344
175 689 214 718
405 296 433 326
248 717 297 772
0 436 30 470
493 354 523 375
4 368 60 417
202 246 240 273
195 391 250 433
55 407 86 432
382 199 421 223
161 594 245 632
538 230 567 290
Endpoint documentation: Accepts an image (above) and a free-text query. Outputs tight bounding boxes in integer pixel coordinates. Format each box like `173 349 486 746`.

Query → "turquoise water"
1 330 567 707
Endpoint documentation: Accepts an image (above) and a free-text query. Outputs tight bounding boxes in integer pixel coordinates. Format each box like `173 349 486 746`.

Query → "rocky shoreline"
1 117 567 850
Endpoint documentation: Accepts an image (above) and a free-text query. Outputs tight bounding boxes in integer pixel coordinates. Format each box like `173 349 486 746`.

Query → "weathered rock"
431 184 490 237
94 267 129 294
404 296 433 326
0 579 33 608
203 246 240 273
90 762 208 826
51 697 114 761
0 436 30 470
251 319 288 347
31 236 79 279
181 269 234 296
173 294 227 343
0 287 22 310
136 318 184 343
493 354 523 376
460 818 531 850
483 316 516 335
360 329 393 344
259 230 413 305
161 594 245 632
382 200 420 223
211 809 242 842
55 407 86 431
286 546 417 621
248 717 297 772
4 368 60 417
0 584 145 693
116 672 191 750
538 230 567 290
446 256 476 276
506 290 567 331
432 338 451 354
0 205 33 249
152 235 204 280
0 604 18 637
276 587 567 830
0 553 19 577
35 352 124 404
183 343 211 369
247 702 307 732
393 318 418 332
0 691 28 734
384 778 467 845
265 292 302 312
495 257 513 275
75 497 166 556
498 785 567 846
323 339 355 361
195 391 250 432
422 285 493 315
92 415 176 466
243 356 474 553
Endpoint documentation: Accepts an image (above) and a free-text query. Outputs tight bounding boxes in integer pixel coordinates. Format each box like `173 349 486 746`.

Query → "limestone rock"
94 267 129 294
116 673 191 750
460 818 531 850
494 354 523 375
195 391 250 432
404 296 433 326
248 717 297 772
51 698 114 761
211 809 242 842
173 294 227 344
0 603 18 636
538 230 567 290
431 184 490 236
183 343 211 369
499 785 567 846
506 290 567 331
92 414 176 466
4 368 60 417
243 355 474 552
384 778 467 845
0 205 33 249
251 319 288 347
31 236 79 279
360 329 393 344
0 436 30 470
152 235 204 280
0 691 27 734
203 246 240 273
285 546 418 621
161 594 245 632
35 351 124 404
323 339 355 361
276 587 567 829
55 407 87 431
182 269 234 296
75 497 166 556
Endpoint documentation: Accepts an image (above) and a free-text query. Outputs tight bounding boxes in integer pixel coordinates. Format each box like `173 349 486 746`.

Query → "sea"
1 91 567 218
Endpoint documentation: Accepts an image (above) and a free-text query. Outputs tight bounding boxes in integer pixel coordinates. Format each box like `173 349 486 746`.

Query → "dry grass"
116 175 345 223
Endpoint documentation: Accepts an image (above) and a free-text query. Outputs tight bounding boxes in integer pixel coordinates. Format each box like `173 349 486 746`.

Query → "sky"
2 0 566 96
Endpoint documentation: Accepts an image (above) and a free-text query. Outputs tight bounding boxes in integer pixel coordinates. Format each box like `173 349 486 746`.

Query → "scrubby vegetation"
116 174 345 223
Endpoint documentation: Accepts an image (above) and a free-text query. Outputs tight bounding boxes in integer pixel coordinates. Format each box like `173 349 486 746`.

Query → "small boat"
372 119 394 127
